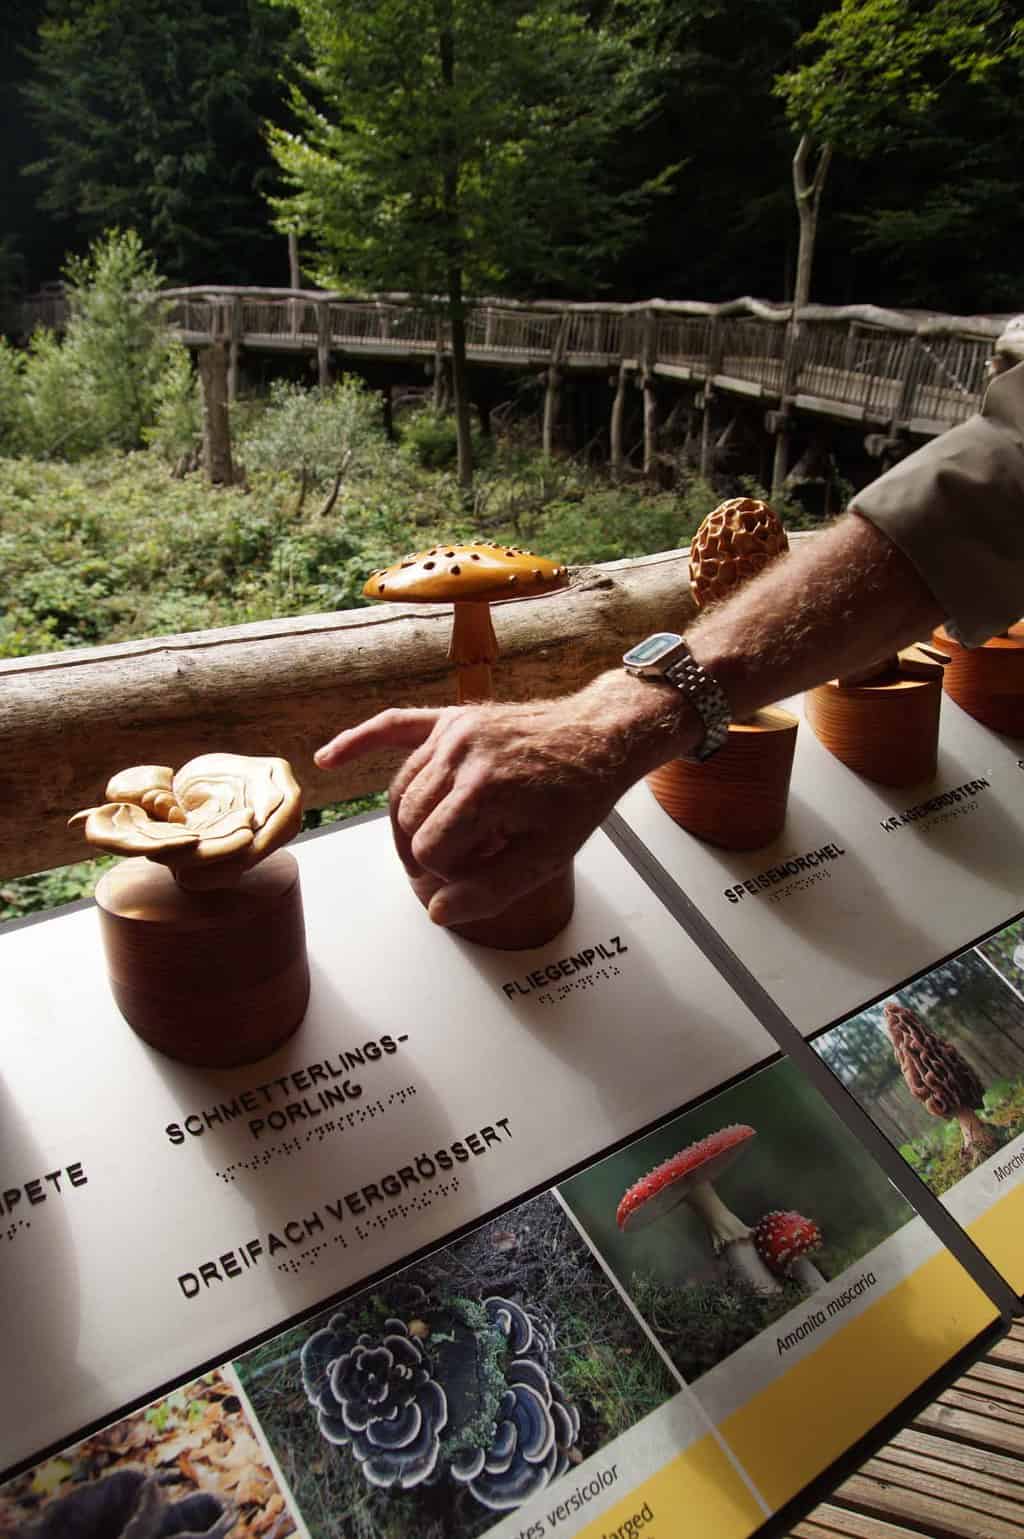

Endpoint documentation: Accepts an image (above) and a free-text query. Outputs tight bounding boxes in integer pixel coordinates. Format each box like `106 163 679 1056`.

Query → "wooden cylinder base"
805 665 942 785
407 864 575 950
94 849 310 1068
934 623 1024 736
645 707 798 850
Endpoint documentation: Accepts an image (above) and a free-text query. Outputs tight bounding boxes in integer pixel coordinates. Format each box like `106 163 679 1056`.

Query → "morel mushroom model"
366 542 569 703
752 1210 826 1291
617 1125 780 1294
301 1289 580 1512
646 497 797 850
688 496 789 608
884 1000 998 1167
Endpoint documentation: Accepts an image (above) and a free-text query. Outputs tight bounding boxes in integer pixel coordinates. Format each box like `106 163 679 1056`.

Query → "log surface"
0 549 699 880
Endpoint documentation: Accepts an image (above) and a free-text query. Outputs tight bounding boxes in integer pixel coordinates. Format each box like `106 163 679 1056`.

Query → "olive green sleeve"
852 361 1024 646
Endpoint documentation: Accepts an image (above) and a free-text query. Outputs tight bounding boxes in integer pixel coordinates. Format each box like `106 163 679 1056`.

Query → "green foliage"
399 408 492 473
239 376 386 486
269 0 672 298
776 0 1023 150
144 343 201 465
0 340 28 456
0 856 118 922
24 0 300 283
12 230 181 459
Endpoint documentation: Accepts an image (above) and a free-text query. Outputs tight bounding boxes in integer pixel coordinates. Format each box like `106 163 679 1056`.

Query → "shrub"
239 376 387 488
0 339 27 455
144 342 201 465
399 407 491 471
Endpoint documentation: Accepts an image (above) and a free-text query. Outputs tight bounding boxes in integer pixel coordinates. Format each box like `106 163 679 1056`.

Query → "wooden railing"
8 288 1005 436
1 548 706 883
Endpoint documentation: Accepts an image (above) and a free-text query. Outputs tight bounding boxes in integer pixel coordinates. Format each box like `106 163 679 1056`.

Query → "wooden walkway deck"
791 1321 1024 1538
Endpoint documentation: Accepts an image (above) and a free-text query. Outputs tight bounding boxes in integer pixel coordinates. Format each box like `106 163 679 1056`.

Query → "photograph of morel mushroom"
0 1370 295 1539
232 1193 676 1539
557 1059 913 1384
814 936 1024 1196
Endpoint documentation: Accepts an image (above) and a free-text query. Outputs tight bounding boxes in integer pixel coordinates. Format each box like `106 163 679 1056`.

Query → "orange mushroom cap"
365 543 568 604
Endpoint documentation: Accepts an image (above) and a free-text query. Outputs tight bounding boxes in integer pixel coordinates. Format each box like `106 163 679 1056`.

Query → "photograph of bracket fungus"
233 1193 676 1539
557 1060 913 1384
0 1370 295 1539
814 934 1024 1197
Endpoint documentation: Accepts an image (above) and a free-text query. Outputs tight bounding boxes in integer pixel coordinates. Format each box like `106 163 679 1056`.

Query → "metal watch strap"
662 647 732 761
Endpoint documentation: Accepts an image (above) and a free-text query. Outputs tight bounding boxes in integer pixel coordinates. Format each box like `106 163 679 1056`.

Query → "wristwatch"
622 632 732 761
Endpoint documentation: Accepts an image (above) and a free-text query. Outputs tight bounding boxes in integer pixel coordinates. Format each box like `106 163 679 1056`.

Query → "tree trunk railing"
0 547 711 884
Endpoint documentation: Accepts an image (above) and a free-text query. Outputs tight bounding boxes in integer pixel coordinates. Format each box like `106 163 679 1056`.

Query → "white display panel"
0 819 775 1477
617 693 1024 1034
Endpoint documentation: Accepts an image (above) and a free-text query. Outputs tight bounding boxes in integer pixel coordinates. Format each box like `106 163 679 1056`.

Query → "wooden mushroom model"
70 754 308 1068
364 542 575 950
752 1210 826 1291
884 1001 998 1169
616 1124 780 1295
646 497 798 849
366 542 568 705
930 619 1024 737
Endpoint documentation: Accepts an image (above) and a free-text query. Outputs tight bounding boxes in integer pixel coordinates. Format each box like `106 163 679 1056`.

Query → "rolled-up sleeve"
853 361 1024 646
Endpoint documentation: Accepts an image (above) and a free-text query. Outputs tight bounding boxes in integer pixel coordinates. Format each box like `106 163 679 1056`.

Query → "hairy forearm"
581 511 946 780
687 511 945 719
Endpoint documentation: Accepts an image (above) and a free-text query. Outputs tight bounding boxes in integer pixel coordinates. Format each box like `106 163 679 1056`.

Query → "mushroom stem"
449 601 498 703
957 1108 999 1163
789 1257 826 1291
684 1180 781 1295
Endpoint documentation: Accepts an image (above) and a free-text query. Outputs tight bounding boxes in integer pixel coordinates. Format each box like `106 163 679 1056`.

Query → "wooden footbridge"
9 287 1008 478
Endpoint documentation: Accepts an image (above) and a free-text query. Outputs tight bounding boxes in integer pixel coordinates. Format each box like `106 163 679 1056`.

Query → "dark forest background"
3 0 1022 316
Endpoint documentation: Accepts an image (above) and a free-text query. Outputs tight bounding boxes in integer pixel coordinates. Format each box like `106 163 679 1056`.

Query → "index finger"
314 708 445 768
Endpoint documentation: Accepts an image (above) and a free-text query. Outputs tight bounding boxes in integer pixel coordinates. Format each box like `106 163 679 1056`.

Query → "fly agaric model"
752 1210 826 1291
884 1001 998 1167
617 1125 780 1294
688 496 788 608
365 542 569 703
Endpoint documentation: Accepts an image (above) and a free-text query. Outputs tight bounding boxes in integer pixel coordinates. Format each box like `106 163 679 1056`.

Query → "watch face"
623 632 683 667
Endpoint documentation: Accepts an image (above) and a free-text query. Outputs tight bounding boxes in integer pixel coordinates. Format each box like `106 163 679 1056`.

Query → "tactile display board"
618 689 1024 1297
0 814 998 1539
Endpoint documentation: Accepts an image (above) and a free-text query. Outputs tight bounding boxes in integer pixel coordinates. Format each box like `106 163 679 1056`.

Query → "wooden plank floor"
790 1321 1024 1538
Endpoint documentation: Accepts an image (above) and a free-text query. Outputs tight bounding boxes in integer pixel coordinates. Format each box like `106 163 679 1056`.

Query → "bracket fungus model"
616 1125 781 1295
646 497 798 849
364 542 574 949
930 619 1024 737
804 642 946 785
300 1289 580 1513
70 754 309 1068
884 1001 998 1169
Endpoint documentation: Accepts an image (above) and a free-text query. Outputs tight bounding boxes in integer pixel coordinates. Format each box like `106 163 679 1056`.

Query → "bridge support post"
543 365 562 459
199 343 234 486
699 387 715 481
767 406 792 496
610 365 627 480
316 300 331 390
642 374 657 476
227 298 241 404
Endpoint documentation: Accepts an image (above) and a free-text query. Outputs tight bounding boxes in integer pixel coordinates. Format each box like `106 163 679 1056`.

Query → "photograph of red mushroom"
812 939 1024 1197
556 1059 913 1383
231 1192 677 1539
0 1369 296 1538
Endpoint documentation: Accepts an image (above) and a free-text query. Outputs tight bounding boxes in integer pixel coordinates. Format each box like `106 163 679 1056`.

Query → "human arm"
315 510 945 925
